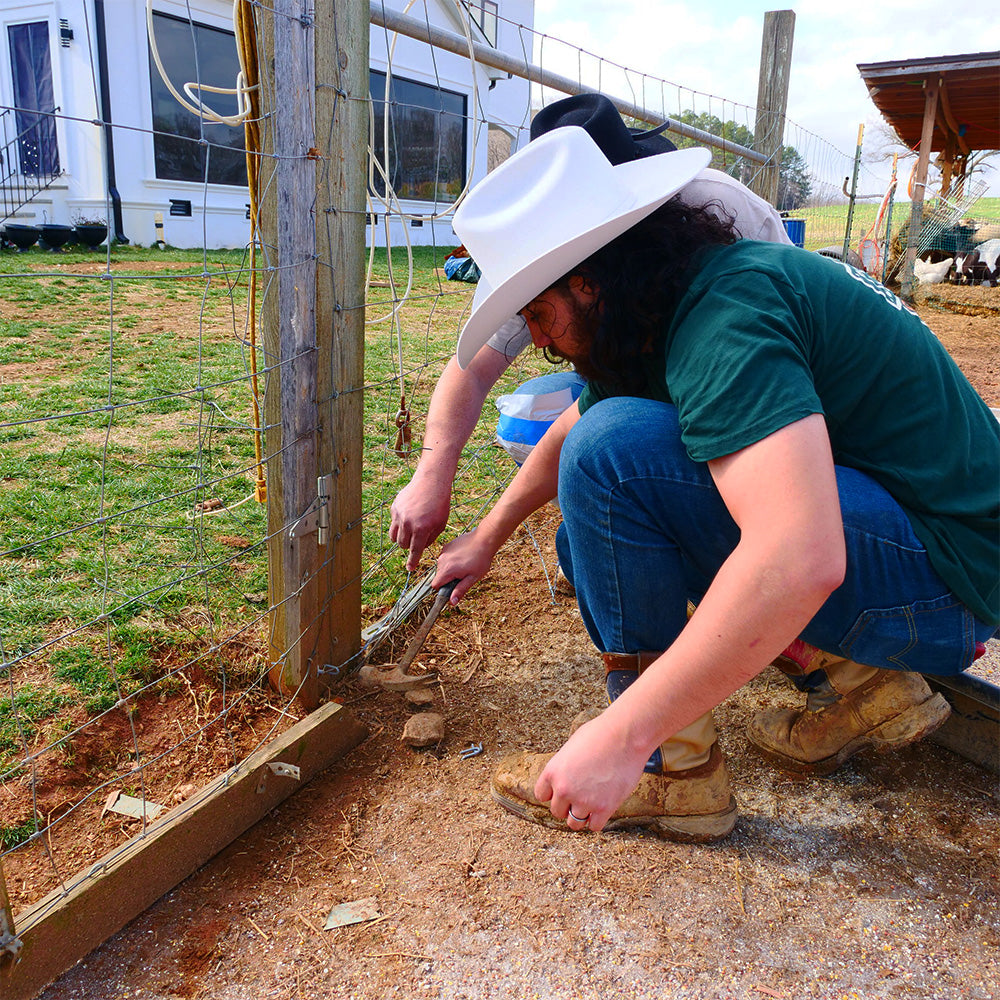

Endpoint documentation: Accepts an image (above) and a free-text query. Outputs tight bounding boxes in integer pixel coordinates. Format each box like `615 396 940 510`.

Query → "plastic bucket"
782 218 806 248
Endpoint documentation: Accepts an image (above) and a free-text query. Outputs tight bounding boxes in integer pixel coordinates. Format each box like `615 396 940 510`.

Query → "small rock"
173 783 196 803
402 712 445 747
404 687 435 706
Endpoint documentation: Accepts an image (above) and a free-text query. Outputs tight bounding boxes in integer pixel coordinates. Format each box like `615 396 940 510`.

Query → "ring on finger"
568 807 589 824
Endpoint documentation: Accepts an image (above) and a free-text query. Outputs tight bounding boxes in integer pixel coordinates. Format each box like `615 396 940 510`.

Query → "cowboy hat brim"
455 145 711 369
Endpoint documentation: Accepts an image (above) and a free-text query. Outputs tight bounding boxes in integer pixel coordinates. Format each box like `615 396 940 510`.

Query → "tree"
776 145 811 211
672 110 757 185
666 110 812 209
864 118 997 200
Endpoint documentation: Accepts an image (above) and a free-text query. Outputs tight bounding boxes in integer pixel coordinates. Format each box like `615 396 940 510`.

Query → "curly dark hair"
544 198 739 393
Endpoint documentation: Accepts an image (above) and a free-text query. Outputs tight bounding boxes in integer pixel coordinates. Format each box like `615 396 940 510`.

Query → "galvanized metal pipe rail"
368 2 767 165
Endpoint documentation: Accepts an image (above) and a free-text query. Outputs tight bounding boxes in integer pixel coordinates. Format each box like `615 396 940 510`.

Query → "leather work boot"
747 653 952 777
490 652 738 843
553 564 576 597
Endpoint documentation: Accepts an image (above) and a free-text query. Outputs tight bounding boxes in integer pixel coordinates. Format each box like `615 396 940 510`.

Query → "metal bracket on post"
316 473 331 546
288 474 333 544
0 927 22 959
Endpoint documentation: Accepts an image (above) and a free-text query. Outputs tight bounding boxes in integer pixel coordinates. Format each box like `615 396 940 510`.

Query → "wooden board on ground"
927 672 1000 774
0 703 368 1000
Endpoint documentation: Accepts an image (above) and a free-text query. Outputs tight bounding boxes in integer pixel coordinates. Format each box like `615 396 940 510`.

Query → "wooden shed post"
750 9 795 207
900 82 939 302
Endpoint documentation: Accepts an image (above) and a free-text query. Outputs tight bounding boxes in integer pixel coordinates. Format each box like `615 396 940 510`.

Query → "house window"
369 70 466 205
462 0 498 46
7 20 60 176
147 11 246 186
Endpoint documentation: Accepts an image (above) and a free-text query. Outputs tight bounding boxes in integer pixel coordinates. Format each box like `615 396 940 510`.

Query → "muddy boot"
491 652 737 843
748 651 952 777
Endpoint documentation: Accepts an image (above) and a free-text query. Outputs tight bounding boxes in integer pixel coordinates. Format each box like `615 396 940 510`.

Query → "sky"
529 0 1000 196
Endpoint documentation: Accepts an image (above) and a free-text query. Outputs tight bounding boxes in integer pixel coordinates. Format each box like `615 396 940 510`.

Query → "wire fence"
1 0 997 990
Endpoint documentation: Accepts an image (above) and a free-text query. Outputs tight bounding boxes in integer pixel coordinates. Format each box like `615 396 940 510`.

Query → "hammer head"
371 662 439 692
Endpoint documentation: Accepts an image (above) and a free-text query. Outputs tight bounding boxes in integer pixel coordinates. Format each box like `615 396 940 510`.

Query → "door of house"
7 19 60 177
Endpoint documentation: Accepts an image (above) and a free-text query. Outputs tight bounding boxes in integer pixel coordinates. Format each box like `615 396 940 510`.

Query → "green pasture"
785 195 1000 253
0 244 271 777
0 242 537 782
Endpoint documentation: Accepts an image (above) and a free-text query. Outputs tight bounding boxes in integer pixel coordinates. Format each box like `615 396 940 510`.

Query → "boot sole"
750 692 952 778
490 786 738 844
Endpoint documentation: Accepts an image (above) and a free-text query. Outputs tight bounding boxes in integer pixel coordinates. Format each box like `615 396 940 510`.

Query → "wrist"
411 452 460 487
470 517 508 560
601 690 664 770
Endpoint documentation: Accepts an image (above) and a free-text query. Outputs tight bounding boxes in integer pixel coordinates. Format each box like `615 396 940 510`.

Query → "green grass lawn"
0 241 543 787
0 244 270 779
786 195 1000 253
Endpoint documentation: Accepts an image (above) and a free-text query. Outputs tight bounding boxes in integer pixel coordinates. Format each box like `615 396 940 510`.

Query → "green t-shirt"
578 241 1000 625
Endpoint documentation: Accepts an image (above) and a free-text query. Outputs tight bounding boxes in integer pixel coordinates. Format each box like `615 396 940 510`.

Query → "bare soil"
25 291 1000 1000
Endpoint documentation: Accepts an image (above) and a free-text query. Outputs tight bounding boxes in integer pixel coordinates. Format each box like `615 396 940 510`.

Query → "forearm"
414 356 499 483
392 348 512 568
435 403 580 598
475 403 578 551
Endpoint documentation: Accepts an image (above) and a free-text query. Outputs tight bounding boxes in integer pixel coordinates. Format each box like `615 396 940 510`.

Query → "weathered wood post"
750 9 796 207
313 0 368 692
259 0 320 708
260 0 319 709
900 83 939 302
259 0 367 707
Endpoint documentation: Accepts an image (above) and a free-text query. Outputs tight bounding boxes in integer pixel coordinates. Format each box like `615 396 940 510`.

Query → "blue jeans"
555 398 995 676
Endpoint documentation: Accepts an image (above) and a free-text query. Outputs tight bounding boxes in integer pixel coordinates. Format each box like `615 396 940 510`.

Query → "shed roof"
856 51 1000 154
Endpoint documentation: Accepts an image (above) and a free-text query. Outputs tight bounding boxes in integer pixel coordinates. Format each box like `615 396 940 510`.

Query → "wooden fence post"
313 0 367 691
260 0 321 708
750 9 796 207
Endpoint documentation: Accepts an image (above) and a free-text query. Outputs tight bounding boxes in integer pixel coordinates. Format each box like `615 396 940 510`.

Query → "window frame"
369 68 468 207
146 8 247 188
462 0 498 47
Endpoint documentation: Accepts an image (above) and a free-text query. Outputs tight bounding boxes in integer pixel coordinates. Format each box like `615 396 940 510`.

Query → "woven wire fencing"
0 0 306 970
0 0 964 984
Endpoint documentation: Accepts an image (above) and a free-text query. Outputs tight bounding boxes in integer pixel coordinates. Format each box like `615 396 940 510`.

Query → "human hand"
389 474 451 572
534 713 650 831
433 529 498 605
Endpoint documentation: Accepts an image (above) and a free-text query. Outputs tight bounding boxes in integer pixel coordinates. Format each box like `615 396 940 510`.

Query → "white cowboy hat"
452 126 711 368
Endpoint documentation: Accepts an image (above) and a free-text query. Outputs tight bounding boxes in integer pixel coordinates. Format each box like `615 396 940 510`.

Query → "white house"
0 0 533 249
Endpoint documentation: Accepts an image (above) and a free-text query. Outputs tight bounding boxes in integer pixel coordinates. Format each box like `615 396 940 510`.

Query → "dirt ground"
26 289 1000 1000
